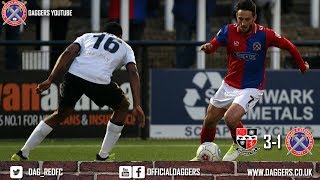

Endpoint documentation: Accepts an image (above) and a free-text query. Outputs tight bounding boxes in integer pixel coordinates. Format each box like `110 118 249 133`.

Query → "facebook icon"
132 166 145 178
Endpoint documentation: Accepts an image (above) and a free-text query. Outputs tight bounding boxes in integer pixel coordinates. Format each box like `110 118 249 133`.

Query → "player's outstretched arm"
267 29 309 74
126 63 145 127
283 39 309 74
36 43 80 94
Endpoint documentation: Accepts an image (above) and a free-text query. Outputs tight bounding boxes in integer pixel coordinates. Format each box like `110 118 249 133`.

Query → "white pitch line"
1 144 319 148
1 144 203 148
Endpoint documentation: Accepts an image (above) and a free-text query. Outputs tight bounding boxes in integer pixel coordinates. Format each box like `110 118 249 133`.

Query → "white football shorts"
209 81 264 112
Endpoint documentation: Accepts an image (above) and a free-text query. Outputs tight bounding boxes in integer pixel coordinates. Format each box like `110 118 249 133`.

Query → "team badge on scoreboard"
236 128 260 156
285 127 314 156
1 0 27 26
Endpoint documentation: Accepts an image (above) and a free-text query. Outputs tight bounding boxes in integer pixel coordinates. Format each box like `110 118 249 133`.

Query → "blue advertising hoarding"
150 69 320 138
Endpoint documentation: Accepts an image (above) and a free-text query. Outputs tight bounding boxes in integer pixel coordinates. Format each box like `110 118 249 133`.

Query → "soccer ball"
196 142 221 161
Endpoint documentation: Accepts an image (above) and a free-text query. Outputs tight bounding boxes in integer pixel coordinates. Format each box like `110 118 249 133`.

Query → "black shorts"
59 72 126 110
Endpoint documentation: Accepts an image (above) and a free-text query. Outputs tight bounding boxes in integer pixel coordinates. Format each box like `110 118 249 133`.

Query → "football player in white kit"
11 22 145 161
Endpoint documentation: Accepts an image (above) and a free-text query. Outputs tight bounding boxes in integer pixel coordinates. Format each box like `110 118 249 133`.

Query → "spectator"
0 2 20 70
147 0 160 18
282 0 293 14
27 0 41 50
26 0 72 69
79 0 90 17
109 0 147 62
256 0 273 27
79 0 109 17
50 0 73 69
231 0 237 22
172 0 216 68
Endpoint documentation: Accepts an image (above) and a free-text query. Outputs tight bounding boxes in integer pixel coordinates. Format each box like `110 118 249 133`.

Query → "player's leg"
190 104 226 161
222 89 263 161
17 107 74 159
11 115 55 161
96 97 129 160
200 81 235 144
191 81 232 161
200 104 226 143
222 103 245 161
88 82 129 161
11 73 83 161
224 103 246 144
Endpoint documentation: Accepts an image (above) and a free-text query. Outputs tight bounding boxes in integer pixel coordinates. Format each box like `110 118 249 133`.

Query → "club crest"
253 42 261 51
236 128 260 156
2 0 27 26
285 127 314 156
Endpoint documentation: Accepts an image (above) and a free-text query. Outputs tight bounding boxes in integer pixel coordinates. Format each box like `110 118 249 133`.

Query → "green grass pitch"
0 138 318 161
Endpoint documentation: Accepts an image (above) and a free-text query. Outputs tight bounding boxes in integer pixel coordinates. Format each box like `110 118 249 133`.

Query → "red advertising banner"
0 71 140 138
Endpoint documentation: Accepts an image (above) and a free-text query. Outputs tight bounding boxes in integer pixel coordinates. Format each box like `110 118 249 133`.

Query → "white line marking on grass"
41 144 203 148
2 144 319 148
1 144 214 148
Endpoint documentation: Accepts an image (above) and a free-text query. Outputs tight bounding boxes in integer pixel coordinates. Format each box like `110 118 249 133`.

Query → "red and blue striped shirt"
208 23 306 90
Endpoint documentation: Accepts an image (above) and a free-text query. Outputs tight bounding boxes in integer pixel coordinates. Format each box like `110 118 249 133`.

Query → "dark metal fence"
1 40 320 70
0 40 320 139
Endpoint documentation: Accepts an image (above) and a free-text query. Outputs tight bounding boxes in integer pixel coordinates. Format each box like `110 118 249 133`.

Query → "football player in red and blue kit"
192 0 309 161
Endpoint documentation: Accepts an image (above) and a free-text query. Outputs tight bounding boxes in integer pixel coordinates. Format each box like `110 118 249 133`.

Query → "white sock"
98 121 124 158
21 121 53 158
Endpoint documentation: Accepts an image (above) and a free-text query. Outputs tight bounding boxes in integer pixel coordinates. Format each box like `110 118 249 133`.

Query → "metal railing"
2 39 320 69
2 39 320 46
1 40 320 139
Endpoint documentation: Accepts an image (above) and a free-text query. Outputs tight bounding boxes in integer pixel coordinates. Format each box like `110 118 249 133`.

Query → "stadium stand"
0 0 319 70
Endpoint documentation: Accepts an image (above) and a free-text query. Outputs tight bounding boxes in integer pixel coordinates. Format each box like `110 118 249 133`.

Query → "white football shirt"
68 32 136 84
